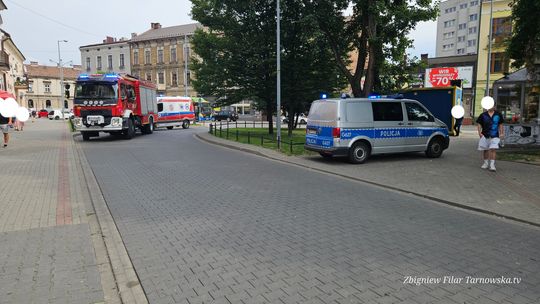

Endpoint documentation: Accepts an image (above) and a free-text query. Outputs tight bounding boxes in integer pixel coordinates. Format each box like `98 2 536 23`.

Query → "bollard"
220 125 222 137
290 140 293 154
236 130 239 141
248 131 251 144
226 127 229 139
209 123 213 134
260 135 263 146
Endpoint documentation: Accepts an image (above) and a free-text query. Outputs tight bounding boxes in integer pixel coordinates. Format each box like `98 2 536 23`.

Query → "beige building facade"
129 22 202 97
23 62 81 110
1 30 25 105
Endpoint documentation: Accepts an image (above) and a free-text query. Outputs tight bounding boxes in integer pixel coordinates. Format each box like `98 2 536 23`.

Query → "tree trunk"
266 102 274 134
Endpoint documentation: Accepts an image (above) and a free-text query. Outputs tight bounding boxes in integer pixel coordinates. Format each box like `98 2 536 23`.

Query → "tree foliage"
507 0 540 80
191 0 346 134
303 0 438 97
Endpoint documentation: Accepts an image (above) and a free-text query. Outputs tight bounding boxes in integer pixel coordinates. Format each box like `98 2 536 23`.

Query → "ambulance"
156 96 195 129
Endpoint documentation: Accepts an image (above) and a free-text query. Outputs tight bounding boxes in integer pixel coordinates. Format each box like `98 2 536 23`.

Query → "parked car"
48 109 71 120
213 110 239 122
282 113 308 124
38 109 49 118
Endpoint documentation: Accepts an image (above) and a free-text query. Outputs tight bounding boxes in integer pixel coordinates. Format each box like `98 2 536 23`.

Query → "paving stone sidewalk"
0 119 143 304
197 125 540 226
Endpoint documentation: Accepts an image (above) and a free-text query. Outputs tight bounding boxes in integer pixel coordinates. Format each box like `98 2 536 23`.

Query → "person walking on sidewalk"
454 117 463 136
0 112 13 147
476 106 505 171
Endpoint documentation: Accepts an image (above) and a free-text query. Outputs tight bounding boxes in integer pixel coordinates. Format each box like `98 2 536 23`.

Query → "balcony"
0 50 9 71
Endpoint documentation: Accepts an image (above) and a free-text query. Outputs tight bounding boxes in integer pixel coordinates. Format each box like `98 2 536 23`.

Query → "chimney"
151 22 162 30
103 36 115 44
131 33 138 38
30 61 39 65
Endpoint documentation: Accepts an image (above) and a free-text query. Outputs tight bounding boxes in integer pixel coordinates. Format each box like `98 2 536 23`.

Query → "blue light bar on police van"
320 93 328 99
78 74 89 79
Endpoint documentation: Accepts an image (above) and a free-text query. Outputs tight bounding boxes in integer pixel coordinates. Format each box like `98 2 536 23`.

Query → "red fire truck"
72 74 158 141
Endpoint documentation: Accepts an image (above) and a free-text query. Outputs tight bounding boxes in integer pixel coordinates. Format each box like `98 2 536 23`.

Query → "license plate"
87 115 104 124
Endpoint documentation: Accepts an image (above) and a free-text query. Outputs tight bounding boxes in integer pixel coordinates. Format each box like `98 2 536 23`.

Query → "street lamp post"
57 40 68 108
276 0 281 149
485 0 494 96
184 34 189 97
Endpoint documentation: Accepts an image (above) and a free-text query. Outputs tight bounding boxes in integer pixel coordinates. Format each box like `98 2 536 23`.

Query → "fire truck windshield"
74 83 118 104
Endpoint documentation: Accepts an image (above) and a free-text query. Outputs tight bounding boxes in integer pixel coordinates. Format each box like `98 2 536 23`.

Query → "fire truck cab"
72 74 158 141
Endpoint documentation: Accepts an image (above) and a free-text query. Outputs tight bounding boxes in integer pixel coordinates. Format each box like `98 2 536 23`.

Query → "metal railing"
209 121 305 154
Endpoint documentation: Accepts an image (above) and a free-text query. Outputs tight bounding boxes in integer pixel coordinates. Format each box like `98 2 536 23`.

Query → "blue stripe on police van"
341 128 448 139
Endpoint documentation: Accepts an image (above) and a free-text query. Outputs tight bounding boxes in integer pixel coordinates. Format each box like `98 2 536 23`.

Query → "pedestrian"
31 110 36 123
0 112 12 147
454 117 463 136
476 106 505 172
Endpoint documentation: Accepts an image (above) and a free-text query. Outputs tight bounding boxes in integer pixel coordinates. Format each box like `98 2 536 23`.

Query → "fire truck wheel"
182 120 190 129
124 118 135 139
82 132 91 141
141 118 154 134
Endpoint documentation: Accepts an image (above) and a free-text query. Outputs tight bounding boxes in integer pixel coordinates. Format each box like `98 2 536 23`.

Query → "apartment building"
80 37 131 74
129 22 202 96
436 0 481 57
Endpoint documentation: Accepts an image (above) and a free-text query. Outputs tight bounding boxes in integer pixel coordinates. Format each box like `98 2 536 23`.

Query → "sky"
2 0 436 67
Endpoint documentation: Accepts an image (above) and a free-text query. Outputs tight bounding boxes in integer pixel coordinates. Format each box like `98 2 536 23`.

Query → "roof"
0 0 6 10
130 23 202 42
79 39 130 49
25 64 82 80
494 68 528 83
1 29 25 60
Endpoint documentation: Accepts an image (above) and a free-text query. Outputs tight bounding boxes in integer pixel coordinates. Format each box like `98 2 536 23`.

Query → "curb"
196 132 540 229
73 134 149 304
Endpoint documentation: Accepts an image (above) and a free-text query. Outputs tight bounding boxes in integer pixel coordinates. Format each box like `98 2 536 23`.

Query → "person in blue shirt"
476 106 505 171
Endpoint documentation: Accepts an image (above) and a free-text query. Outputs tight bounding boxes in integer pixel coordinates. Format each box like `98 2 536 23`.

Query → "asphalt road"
80 127 540 304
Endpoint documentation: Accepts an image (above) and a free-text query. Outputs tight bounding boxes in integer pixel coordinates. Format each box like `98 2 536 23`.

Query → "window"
346 103 371 122
145 50 151 64
491 53 509 73
460 3 468 9
457 48 466 54
28 99 34 108
443 32 455 39
458 36 466 42
172 72 178 86
467 39 476 47
458 23 467 30
443 43 455 50
372 102 403 121
186 71 191 86
469 14 478 21
171 47 177 62
158 72 164 84
44 83 51 93
86 57 91 71
46 100 51 108
108 55 113 70
406 103 431 122
120 54 125 68
28 82 33 92
470 0 478 6
444 7 456 14
468 27 477 34
443 20 456 28
146 73 152 81
97 56 102 70
158 49 164 63
492 17 512 43
133 51 139 65
158 103 164 112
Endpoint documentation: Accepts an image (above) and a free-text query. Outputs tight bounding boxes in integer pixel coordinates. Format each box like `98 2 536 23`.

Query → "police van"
304 97 450 163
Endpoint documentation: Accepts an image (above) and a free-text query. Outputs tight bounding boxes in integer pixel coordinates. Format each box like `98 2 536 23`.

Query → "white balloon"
0 98 18 117
15 107 30 122
451 105 465 119
481 96 495 110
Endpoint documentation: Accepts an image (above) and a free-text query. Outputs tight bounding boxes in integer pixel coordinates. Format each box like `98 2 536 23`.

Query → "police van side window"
405 102 432 121
346 102 371 122
371 102 403 121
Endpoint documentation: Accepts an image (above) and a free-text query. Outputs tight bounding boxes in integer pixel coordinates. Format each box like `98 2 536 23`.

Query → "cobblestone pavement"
199 125 540 226
0 119 105 304
81 127 540 304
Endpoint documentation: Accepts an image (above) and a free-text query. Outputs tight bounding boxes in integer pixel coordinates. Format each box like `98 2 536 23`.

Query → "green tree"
191 0 346 135
507 0 540 80
303 0 438 97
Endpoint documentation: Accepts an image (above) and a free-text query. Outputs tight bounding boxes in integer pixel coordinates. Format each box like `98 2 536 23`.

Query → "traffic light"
65 84 70 98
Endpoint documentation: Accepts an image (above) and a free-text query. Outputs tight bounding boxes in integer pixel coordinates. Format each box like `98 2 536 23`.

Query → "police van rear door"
306 100 338 149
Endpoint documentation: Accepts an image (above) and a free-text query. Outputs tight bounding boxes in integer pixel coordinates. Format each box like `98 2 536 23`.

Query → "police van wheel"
349 141 370 164
426 137 444 158
182 120 190 129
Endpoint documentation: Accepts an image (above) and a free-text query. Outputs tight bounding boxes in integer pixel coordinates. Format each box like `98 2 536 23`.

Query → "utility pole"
184 34 189 97
58 40 68 108
276 0 281 149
